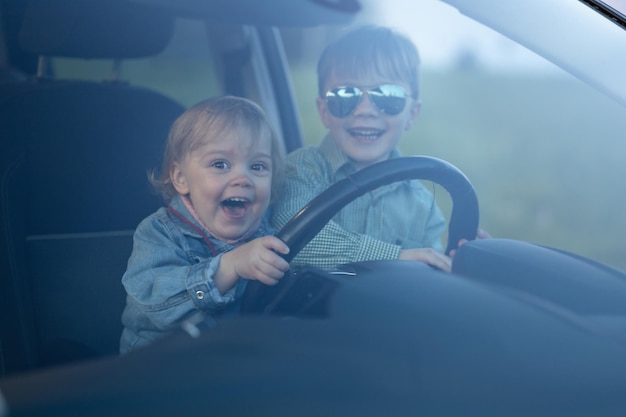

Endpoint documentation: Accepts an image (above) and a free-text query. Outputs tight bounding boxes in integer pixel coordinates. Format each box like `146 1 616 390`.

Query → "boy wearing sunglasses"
271 25 453 271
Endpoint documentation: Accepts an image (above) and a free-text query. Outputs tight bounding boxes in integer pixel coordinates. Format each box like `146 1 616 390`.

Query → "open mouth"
221 197 250 217
348 128 383 142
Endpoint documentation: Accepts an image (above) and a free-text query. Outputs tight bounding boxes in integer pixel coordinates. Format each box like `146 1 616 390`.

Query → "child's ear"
170 162 189 195
405 99 422 130
316 96 333 129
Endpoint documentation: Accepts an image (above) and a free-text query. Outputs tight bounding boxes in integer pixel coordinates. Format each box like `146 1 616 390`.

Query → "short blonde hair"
317 25 420 99
151 96 285 202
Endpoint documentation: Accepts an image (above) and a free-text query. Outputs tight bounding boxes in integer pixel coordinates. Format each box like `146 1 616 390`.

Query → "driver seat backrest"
0 0 185 377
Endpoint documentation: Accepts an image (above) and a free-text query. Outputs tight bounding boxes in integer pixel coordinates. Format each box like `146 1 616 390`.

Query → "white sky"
366 0 560 73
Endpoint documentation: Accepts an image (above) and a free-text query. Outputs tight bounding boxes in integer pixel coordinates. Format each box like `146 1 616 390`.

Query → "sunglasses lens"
369 84 407 115
325 85 408 118
325 87 361 118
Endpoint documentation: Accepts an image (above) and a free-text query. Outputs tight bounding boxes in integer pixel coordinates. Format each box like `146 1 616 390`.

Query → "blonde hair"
151 96 285 202
317 25 420 99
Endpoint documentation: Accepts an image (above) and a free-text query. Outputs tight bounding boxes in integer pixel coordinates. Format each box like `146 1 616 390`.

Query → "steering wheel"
278 155 479 259
240 156 479 314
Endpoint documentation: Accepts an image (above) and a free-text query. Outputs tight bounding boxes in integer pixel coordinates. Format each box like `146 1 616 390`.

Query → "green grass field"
291 66 626 271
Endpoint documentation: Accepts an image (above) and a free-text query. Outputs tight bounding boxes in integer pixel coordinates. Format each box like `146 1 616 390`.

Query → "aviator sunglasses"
324 84 410 118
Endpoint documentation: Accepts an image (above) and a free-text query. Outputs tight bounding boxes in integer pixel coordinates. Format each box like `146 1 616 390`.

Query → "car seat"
0 0 185 377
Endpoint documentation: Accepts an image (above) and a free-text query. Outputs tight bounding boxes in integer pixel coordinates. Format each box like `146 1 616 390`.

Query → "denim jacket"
120 194 273 353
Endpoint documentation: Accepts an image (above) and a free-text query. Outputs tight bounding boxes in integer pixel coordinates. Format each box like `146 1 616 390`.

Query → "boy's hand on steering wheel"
449 228 492 258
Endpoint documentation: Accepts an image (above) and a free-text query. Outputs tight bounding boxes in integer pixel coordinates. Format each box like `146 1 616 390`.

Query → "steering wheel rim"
277 156 479 261
240 156 479 314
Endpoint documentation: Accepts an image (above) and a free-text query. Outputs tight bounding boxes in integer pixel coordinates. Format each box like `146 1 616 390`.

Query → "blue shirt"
271 135 446 269
120 194 272 353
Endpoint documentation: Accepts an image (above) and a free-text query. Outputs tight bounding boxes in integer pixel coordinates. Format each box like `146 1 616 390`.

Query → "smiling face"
317 71 420 170
170 127 273 242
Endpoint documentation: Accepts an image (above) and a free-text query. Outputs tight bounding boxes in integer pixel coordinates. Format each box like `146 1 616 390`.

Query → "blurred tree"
279 0 380 66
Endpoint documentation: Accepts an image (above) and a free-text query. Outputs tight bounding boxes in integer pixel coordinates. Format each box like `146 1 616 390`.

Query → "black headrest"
18 0 175 59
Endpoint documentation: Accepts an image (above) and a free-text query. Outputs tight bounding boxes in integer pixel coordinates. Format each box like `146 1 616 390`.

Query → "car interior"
2 0 626 415
3 0 626 377
0 0 189 376
0 0 356 378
